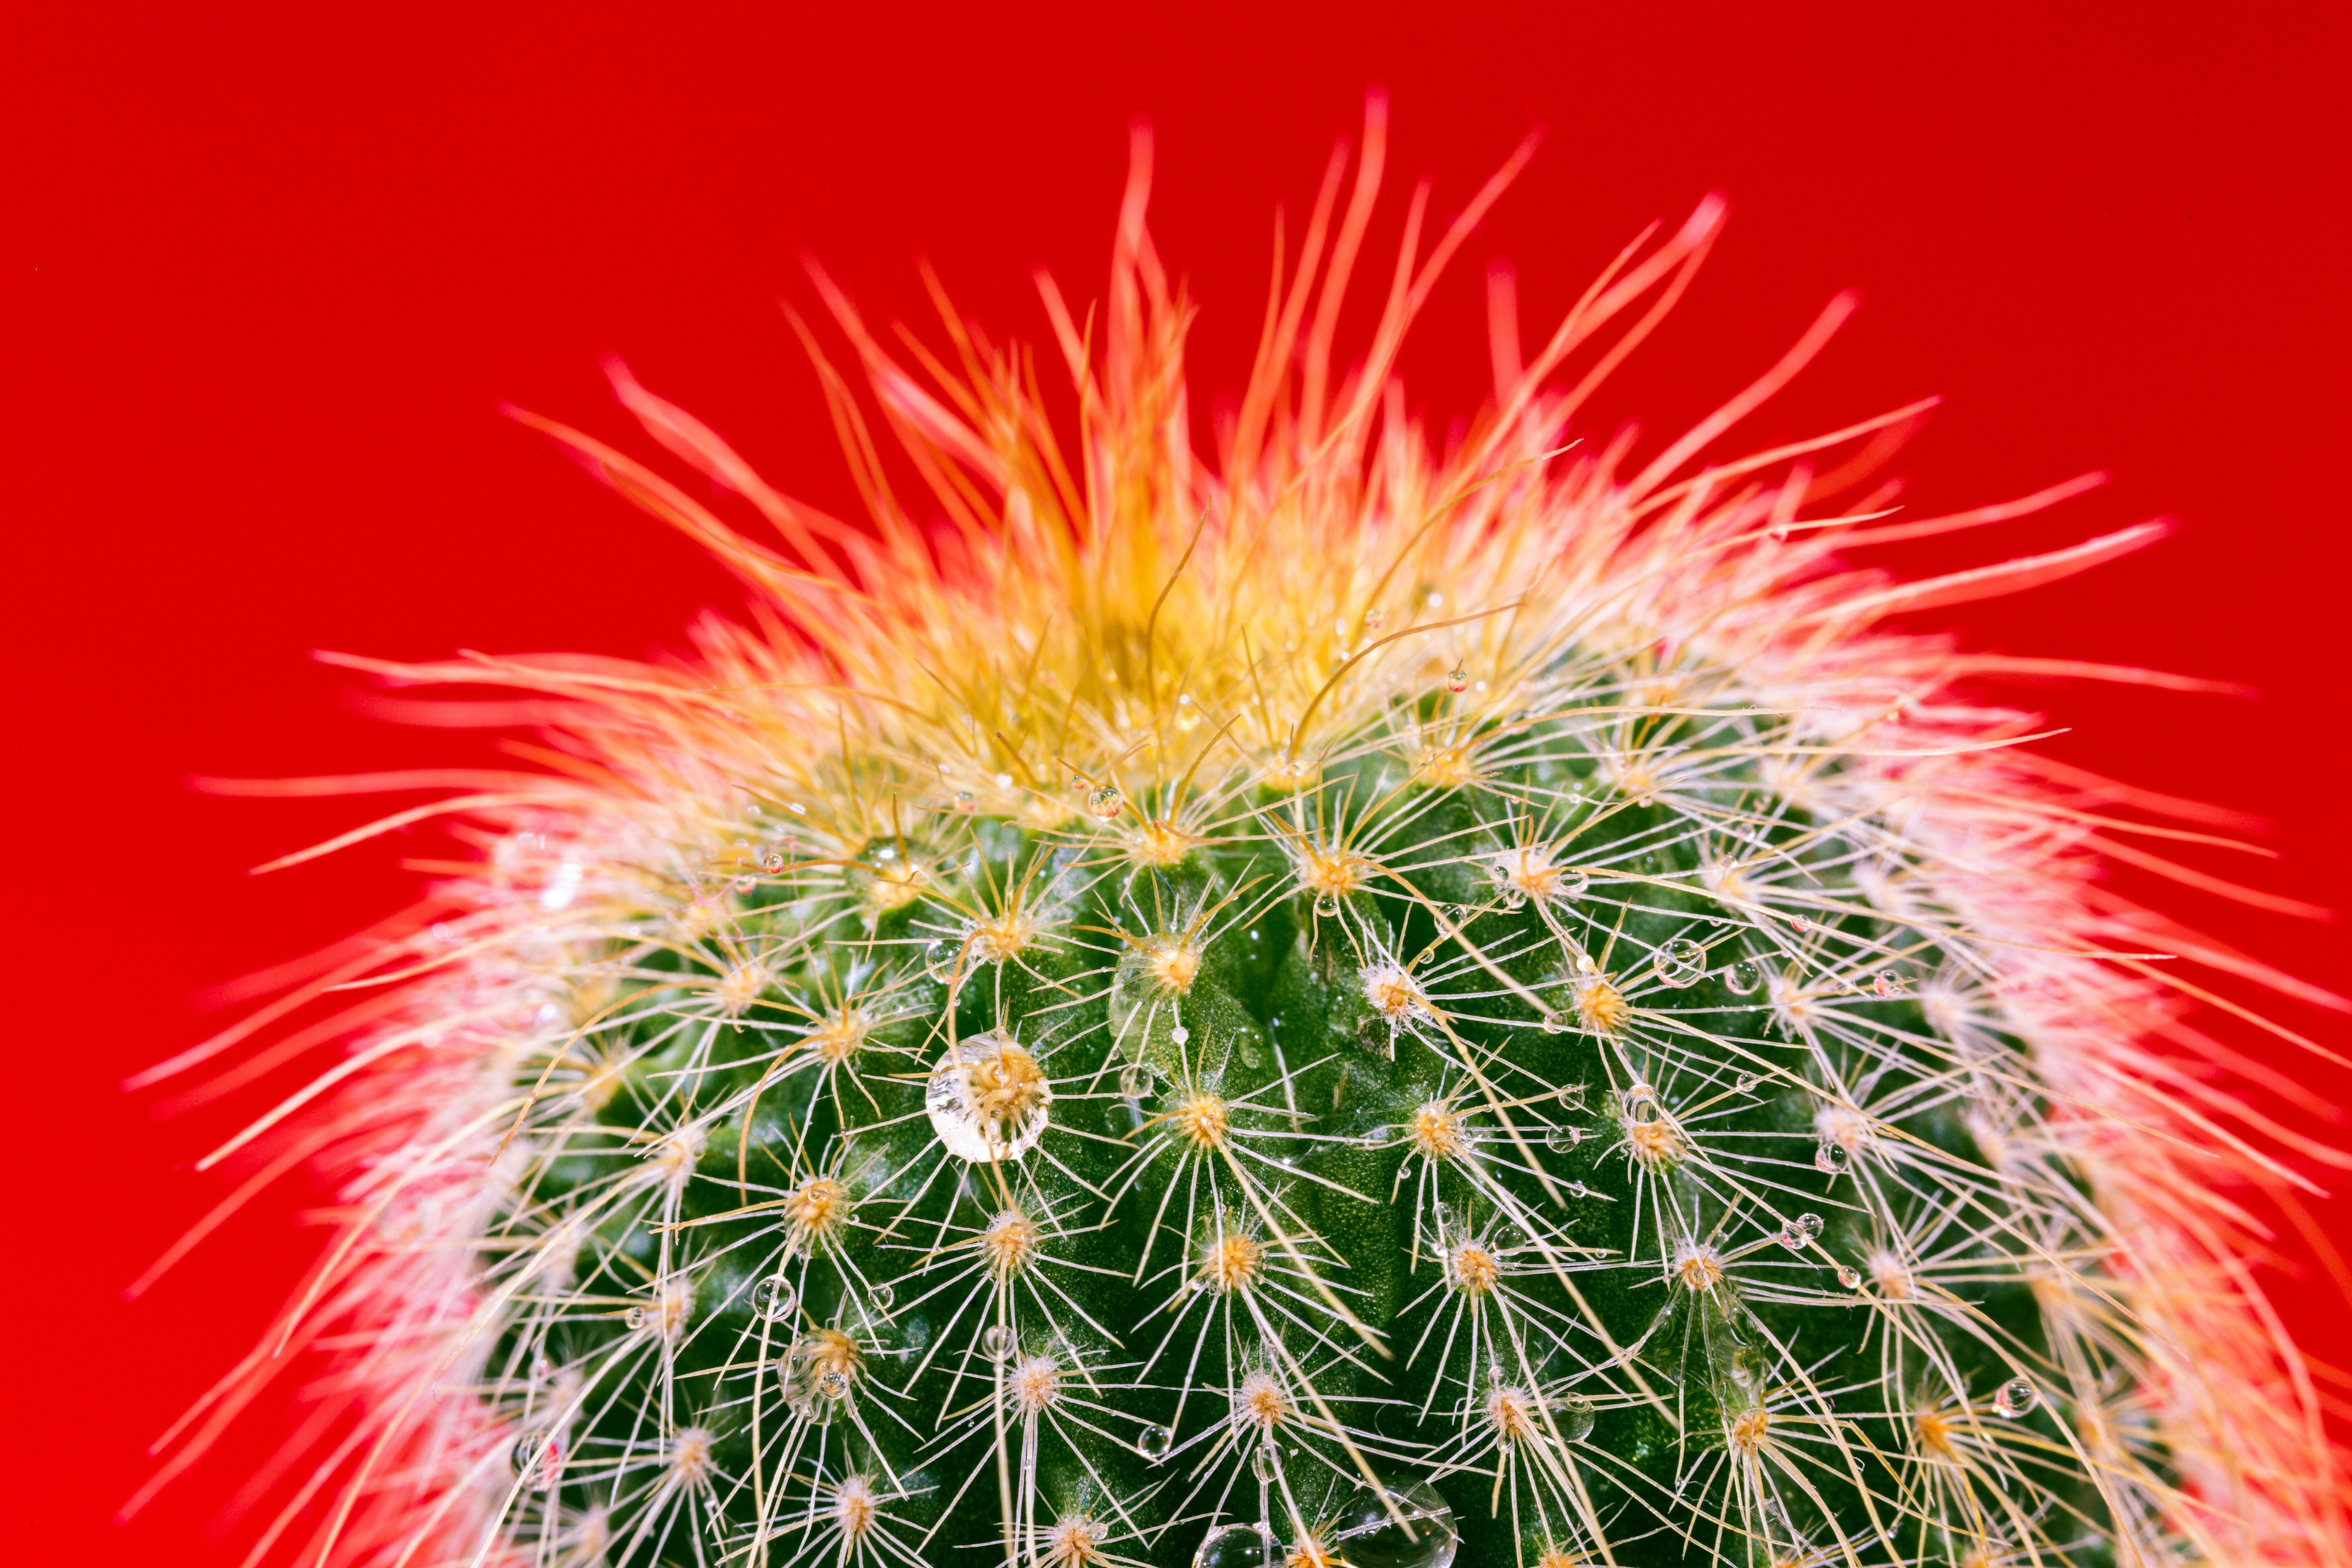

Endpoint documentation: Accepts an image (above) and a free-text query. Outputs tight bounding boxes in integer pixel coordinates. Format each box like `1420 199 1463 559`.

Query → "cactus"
148 107 2347 1568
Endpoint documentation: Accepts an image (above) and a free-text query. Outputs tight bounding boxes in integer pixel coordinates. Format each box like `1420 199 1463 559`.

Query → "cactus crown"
155 109 2345 1568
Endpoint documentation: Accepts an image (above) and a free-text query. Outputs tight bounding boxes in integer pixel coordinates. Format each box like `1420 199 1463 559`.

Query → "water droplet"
510 1430 555 1486
624 1307 648 1331
1119 1063 1153 1101
817 1368 849 1400
1194 1522 1278 1568
1836 1265 1862 1291
1724 960 1763 995
1790 915 1813 934
953 790 978 814
1138 1424 1173 1462
867 1281 894 1312
1540 1009 1573 1034
1873 969 1903 997
1322 1481 1459 1568
1251 1446 1281 1482
751 1275 798 1323
1564 1180 1591 1200
1734 1072 1761 1093
1776 1212 1824 1250
1445 666 1469 694
1620 1082 1657 1117
1724 1344 1763 1388
981 1325 1016 1362
787 801 807 816
1087 785 1124 820
756 846 786 872
1434 1203 1464 1240
1170 1024 1191 1045
1556 1391 1596 1442
1545 1124 1583 1151
1652 938 1705 988
1993 1377 2040 1418
1363 610 1386 634
926 1033 1053 1163
1313 893 1340 918
1814 1139 1850 1175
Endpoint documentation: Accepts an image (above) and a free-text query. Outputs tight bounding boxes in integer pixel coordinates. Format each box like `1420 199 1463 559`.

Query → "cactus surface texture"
150 112 2348 1568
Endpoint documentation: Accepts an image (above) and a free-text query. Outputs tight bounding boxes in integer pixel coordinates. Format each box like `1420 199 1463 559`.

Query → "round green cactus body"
181 118 2348 1568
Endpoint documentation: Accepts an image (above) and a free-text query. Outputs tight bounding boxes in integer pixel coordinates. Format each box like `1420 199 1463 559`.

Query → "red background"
5 3 2345 1559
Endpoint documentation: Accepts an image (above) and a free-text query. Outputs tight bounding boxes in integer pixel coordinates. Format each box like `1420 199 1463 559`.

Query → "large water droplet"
1119 1062 1153 1101
926 1033 1053 1163
751 1275 797 1323
1087 785 1125 820
1814 1139 1850 1175
981 1324 1017 1362
867 1281 894 1312
624 1306 648 1331
1652 938 1705 988
1836 1265 1862 1291
1138 1425 1173 1462
1992 1377 2041 1418
1445 666 1469 694
1544 1124 1582 1151
1324 1481 1460 1568
1873 969 1904 997
1251 1446 1280 1482
1724 960 1763 995
1556 1391 1596 1442
756 846 786 872
1540 1009 1573 1034
1559 867 1591 897
1194 1522 1276 1568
